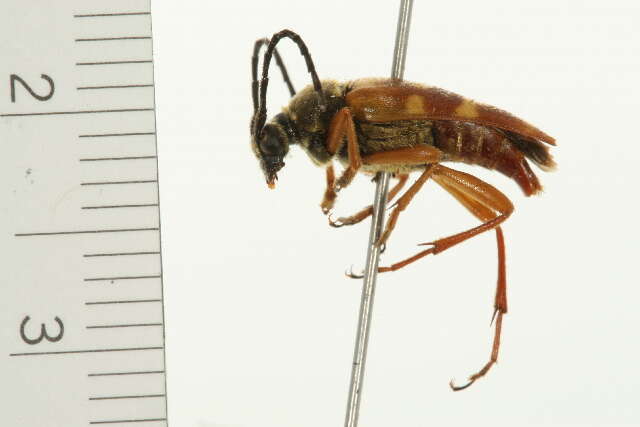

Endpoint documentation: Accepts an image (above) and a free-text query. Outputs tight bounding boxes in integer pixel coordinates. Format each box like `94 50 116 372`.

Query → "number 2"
10 74 55 102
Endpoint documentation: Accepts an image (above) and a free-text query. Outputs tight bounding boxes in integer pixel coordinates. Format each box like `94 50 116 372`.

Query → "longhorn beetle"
250 30 556 390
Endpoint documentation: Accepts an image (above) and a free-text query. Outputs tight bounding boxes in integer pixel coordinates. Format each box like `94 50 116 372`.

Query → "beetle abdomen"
432 121 554 196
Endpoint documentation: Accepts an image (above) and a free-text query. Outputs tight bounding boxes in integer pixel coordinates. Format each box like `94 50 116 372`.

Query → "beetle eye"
260 134 281 156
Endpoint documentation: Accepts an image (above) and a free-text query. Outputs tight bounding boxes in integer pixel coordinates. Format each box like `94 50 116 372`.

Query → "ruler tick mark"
76 36 152 42
1 108 153 117
89 394 165 401
80 155 157 162
84 275 161 281
87 323 163 329
81 179 157 186
76 60 153 66
15 227 158 237
78 84 154 90
74 12 151 18
89 418 166 425
84 251 160 257
85 299 162 305
82 203 159 209
88 370 165 377
9 346 163 357
79 132 155 138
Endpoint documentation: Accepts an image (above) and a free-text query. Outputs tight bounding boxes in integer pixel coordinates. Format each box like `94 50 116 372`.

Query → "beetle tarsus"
345 266 364 279
328 214 345 228
450 311 503 391
449 378 475 391
320 194 336 215
328 210 369 228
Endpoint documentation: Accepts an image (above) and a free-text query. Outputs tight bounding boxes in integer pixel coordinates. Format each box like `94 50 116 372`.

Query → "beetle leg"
365 166 513 390
447 227 507 391
326 107 362 192
426 165 514 254
450 304 504 391
434 177 508 318
329 174 409 227
431 178 508 391
375 165 513 273
357 145 442 245
321 164 337 214
363 145 442 166
376 165 436 246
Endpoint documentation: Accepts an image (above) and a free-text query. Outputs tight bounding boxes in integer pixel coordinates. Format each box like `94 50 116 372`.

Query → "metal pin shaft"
343 1 414 426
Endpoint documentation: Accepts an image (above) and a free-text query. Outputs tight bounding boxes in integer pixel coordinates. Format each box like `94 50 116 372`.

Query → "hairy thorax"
283 80 348 166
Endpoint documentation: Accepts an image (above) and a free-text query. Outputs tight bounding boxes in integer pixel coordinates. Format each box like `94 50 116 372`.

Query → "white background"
152 1 639 426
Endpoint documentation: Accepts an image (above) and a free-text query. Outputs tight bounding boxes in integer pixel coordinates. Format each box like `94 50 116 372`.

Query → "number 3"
19 315 64 345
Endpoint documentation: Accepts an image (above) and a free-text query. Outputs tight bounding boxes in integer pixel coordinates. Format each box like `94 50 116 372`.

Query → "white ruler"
0 1 168 426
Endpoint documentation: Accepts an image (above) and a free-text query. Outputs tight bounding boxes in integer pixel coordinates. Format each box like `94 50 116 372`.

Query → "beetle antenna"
252 38 296 115
254 29 325 138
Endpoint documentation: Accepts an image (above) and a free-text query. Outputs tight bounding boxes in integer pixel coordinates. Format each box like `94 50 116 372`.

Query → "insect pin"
250 29 556 390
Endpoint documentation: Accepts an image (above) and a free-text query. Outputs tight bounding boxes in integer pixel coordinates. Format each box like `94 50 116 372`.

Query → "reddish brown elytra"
250 30 556 390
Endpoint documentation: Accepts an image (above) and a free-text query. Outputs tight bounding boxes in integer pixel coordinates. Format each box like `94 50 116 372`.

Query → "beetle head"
250 31 324 189
251 121 290 189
